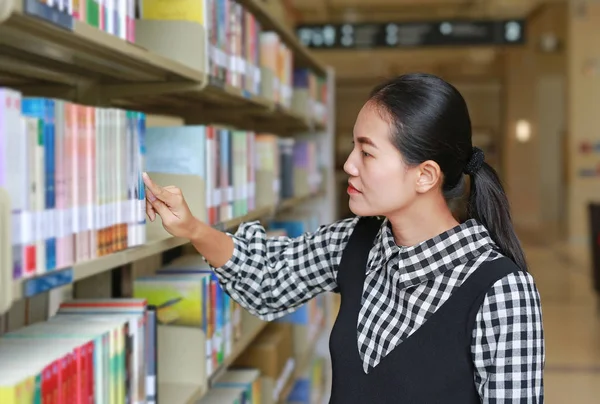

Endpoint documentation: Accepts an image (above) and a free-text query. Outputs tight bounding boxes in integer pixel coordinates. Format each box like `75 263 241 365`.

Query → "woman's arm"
142 172 358 321
203 218 358 321
471 271 545 403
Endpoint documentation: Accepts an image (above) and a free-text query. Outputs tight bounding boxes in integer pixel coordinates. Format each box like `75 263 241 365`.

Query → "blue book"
144 126 206 178
22 98 56 271
136 112 147 234
219 129 233 221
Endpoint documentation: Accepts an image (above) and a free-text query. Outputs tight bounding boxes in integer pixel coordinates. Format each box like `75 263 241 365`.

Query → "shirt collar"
367 218 498 289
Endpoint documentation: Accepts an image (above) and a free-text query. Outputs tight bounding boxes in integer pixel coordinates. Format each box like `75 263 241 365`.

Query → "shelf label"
24 0 74 30
22 267 74 298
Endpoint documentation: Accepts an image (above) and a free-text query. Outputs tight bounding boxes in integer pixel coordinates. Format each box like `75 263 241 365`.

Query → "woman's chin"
349 200 375 217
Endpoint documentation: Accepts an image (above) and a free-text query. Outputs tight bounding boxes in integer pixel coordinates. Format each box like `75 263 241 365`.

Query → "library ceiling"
288 0 542 23
286 0 542 80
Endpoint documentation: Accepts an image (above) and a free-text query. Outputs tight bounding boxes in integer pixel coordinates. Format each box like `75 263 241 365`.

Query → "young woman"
143 73 545 403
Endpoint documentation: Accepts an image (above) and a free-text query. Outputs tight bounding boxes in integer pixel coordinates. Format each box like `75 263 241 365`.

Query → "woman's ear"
415 160 442 194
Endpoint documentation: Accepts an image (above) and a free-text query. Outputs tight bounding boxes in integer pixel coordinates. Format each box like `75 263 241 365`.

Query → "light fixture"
539 33 560 53
515 119 531 143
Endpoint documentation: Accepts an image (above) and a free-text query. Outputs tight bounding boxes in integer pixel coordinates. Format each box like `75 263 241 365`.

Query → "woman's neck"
387 199 460 247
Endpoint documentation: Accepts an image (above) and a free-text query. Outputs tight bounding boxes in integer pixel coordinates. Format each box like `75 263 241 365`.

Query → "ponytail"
467 157 528 271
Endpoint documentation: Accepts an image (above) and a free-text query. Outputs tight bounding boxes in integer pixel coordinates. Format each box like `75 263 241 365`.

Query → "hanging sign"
296 19 526 50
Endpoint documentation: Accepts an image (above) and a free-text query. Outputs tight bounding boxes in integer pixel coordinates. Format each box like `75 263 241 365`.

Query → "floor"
525 240 600 403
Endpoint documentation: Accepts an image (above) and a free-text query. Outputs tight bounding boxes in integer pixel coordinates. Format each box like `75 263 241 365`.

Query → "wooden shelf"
236 0 327 77
159 383 206 404
12 191 325 301
0 0 326 133
0 0 202 89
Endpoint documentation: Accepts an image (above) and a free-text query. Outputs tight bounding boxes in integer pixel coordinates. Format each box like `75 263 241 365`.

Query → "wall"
334 80 503 167
567 1 600 246
502 2 568 236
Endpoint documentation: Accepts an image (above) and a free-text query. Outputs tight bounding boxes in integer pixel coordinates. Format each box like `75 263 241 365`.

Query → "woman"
143 73 545 403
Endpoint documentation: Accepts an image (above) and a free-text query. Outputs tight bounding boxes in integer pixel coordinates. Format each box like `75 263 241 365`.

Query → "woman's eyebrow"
356 136 378 149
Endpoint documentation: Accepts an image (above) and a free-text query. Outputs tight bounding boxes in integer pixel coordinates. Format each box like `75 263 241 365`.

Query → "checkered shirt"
209 217 545 403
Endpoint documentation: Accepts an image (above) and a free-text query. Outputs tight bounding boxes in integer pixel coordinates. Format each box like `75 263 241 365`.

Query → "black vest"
329 217 521 403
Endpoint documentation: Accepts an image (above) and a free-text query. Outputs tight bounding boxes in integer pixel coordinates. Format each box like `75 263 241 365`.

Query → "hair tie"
464 147 485 175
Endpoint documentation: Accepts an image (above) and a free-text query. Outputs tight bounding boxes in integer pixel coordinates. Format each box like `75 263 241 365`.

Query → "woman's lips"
347 183 361 194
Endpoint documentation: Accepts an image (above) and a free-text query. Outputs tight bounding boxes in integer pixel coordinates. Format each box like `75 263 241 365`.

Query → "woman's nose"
344 155 358 177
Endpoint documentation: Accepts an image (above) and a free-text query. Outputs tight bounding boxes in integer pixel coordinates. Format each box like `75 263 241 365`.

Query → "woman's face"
343 102 420 218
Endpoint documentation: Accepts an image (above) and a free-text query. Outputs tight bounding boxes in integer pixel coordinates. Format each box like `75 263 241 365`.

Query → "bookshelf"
0 0 327 134
0 1 203 91
12 191 325 301
233 0 327 76
0 0 337 403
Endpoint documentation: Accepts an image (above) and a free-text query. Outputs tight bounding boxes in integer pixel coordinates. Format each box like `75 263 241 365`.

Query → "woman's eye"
361 151 371 158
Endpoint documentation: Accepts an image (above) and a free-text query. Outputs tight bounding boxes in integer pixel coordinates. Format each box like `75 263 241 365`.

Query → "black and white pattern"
208 217 545 402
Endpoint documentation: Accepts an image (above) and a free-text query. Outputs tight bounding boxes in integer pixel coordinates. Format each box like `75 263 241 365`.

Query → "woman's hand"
142 172 201 240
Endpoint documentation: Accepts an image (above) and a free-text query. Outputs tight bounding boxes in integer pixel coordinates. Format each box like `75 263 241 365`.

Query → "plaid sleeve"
471 271 545 403
209 216 359 321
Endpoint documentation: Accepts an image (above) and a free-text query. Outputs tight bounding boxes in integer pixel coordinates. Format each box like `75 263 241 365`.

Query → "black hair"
369 73 527 272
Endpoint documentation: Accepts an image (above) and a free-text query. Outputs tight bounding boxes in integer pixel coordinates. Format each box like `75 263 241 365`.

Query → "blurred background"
295 0 598 402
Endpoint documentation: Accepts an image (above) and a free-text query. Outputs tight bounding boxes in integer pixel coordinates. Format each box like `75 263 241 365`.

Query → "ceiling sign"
296 19 526 49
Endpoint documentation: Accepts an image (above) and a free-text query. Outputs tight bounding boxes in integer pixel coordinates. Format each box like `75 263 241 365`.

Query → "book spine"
136 112 146 245
126 111 135 247
6 91 25 279
54 100 66 269
227 129 233 218
86 106 96 260
23 117 38 278
213 126 219 223
248 130 255 211
219 129 228 222
205 126 214 225
35 117 47 275
47 99 57 271
127 0 135 42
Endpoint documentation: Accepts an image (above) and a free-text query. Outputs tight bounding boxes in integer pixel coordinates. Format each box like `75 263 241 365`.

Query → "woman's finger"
146 199 156 222
148 196 171 219
143 172 177 206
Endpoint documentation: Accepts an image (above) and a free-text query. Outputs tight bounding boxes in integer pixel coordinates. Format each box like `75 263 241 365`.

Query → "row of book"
294 70 329 128
144 125 324 231
0 298 155 404
138 0 328 113
0 294 325 404
41 0 137 42
0 89 147 282
0 301 326 404
0 218 330 403
0 89 325 282
133 254 244 377
29 0 328 123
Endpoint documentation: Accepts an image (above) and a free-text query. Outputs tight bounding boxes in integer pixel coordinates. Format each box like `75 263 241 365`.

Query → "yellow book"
0 372 35 404
140 0 205 25
0 385 17 404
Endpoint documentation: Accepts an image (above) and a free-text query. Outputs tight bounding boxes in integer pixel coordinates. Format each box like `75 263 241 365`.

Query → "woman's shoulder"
477 252 540 304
